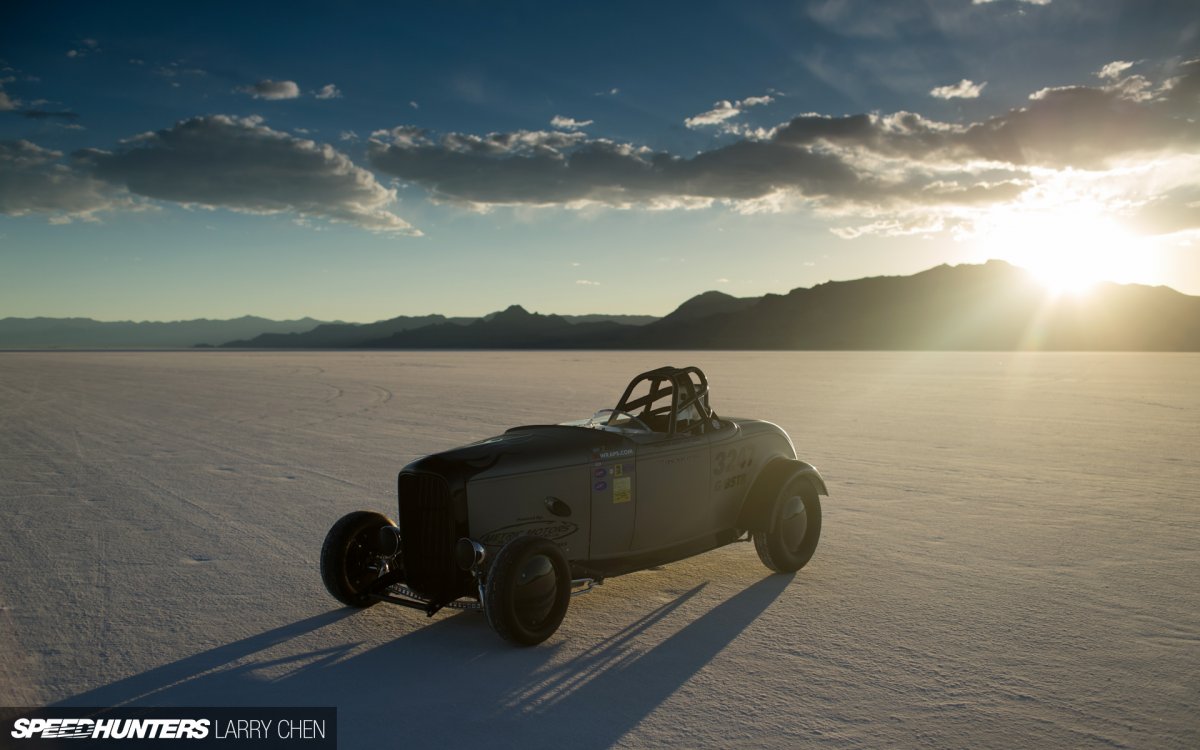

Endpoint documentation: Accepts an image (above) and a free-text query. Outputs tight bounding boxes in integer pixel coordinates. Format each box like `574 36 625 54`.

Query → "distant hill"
8 261 1198 350
360 305 637 349
558 313 658 326
0 315 326 349
349 261 1200 351
658 290 757 324
221 312 658 348
220 314 473 348
609 260 1200 350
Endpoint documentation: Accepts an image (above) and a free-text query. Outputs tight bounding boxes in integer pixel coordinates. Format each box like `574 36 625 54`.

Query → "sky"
1 0 1198 322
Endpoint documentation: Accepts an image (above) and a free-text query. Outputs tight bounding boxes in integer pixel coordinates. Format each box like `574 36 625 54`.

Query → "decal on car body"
592 461 634 505
480 519 579 547
594 447 634 461
613 476 632 504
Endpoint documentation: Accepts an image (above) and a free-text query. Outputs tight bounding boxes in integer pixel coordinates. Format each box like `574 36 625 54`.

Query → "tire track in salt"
28 384 315 562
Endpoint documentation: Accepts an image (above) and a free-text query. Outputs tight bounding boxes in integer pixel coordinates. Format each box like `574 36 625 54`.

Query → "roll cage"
607 366 720 436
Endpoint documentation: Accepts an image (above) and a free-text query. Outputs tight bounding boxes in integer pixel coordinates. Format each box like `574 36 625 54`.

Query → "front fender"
736 458 828 532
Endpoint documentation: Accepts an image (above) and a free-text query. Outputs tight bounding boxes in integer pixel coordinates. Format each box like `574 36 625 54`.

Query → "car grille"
397 472 461 603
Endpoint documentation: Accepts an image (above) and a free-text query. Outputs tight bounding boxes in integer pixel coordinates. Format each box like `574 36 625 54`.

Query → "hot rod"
320 365 828 645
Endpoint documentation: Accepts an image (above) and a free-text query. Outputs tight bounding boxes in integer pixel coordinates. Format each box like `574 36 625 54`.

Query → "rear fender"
736 458 828 532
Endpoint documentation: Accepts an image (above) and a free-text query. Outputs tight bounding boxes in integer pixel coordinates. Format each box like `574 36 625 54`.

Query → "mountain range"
0 315 324 349
219 313 658 348
4 261 1198 350
612 260 1200 351
350 261 1200 351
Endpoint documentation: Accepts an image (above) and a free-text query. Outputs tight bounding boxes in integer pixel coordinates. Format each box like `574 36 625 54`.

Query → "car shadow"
54 609 358 708
54 574 795 748
487 573 795 748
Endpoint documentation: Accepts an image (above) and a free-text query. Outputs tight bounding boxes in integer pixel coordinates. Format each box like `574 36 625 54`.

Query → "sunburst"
976 207 1154 296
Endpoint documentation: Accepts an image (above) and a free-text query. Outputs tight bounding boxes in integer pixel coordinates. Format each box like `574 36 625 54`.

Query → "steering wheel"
592 408 652 432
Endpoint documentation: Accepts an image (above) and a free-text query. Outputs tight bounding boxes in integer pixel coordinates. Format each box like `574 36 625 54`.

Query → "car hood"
401 425 634 483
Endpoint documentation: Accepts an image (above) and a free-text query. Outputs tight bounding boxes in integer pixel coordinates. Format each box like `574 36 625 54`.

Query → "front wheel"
320 510 396 607
484 535 571 646
753 478 822 573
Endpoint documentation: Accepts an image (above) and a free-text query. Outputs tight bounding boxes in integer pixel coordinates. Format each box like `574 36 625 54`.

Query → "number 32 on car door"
712 446 754 490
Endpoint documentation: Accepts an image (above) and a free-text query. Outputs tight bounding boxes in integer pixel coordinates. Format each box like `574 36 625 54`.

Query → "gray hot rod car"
320 365 828 645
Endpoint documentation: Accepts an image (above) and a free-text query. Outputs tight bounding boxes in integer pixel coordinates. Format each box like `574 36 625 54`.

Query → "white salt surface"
0 351 1196 749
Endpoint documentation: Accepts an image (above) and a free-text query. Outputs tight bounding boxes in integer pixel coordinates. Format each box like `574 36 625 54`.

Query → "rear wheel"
484 535 571 646
753 477 822 573
320 510 396 607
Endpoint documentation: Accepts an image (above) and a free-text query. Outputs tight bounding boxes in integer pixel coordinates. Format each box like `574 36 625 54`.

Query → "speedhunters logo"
11 718 210 740
2 708 335 748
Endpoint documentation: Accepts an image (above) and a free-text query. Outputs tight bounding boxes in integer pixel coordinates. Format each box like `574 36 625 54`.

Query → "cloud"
739 95 775 107
550 115 593 130
930 79 986 99
367 60 1200 238
1163 58 1200 106
240 80 300 100
685 100 740 128
684 95 774 129
968 78 1198 168
153 62 207 80
0 84 82 121
315 84 341 100
65 39 100 59
972 0 1051 5
369 123 867 209
575 279 600 286
2 119 420 233
79 115 417 233
1128 183 1200 235
1097 60 1135 80
0 140 131 221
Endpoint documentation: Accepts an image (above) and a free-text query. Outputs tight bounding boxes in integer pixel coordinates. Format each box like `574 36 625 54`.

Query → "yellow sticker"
613 476 632 504
613 463 624 477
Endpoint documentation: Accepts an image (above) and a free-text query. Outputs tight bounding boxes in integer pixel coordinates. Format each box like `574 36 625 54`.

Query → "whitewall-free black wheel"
320 510 396 608
753 477 822 573
484 535 571 646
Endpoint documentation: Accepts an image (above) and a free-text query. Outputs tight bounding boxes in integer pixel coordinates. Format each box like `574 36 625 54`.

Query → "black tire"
320 510 396 607
753 477 822 573
484 535 571 646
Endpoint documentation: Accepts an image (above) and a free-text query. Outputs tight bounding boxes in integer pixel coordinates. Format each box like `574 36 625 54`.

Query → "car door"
707 420 754 529
629 431 712 552
588 442 638 561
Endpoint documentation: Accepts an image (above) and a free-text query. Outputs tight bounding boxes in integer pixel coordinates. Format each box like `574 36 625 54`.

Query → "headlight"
455 538 486 571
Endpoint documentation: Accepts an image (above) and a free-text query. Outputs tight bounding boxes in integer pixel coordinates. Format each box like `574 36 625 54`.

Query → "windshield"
560 366 717 435
559 409 652 433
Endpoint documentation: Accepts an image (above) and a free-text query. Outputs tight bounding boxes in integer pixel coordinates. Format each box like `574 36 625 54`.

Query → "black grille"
397 472 461 603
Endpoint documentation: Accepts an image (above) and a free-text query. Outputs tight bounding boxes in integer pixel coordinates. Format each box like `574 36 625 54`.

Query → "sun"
975 207 1154 296
1014 247 1112 296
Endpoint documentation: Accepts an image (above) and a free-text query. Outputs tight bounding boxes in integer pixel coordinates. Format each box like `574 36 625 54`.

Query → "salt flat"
0 351 1196 749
